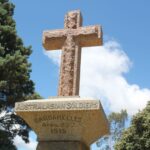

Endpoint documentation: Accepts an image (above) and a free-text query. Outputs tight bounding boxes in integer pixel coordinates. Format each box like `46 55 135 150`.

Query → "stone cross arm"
42 10 103 96
43 25 102 50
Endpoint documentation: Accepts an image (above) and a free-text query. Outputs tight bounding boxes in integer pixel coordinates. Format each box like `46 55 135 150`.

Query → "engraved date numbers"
50 128 66 134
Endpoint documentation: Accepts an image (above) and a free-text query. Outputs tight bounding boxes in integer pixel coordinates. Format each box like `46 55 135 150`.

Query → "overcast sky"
11 0 150 149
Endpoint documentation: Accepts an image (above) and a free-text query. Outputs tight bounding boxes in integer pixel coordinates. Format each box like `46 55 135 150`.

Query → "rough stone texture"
15 10 109 150
37 141 90 150
15 97 109 146
43 10 103 96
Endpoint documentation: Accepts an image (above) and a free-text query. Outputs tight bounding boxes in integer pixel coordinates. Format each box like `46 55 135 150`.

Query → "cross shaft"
43 10 103 96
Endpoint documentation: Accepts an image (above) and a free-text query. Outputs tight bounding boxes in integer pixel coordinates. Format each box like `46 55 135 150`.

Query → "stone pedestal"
15 97 109 150
37 141 89 150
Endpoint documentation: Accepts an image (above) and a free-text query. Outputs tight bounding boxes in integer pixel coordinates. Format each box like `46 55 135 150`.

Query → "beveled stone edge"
24 96 97 102
15 97 102 112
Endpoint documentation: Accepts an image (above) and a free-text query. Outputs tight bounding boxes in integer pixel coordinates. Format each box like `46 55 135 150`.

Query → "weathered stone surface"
15 97 109 146
37 141 90 150
43 26 102 50
15 10 109 150
43 10 103 96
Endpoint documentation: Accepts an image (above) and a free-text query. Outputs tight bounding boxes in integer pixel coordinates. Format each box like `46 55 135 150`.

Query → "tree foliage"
0 0 34 106
109 109 128 141
96 110 128 150
0 0 41 149
0 130 17 150
115 102 150 150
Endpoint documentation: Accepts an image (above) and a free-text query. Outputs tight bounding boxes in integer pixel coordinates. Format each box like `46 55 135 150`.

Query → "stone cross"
43 10 103 96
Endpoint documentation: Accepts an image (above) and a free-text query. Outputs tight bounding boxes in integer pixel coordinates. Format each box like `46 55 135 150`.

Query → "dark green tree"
96 110 128 150
0 130 17 150
0 0 41 149
115 102 150 150
0 0 34 105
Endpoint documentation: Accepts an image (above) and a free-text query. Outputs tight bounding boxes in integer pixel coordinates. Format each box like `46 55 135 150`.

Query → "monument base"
37 141 90 150
15 97 109 149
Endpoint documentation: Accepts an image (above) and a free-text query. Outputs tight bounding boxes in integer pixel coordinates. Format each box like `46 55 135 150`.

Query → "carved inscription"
15 101 99 111
34 114 82 135
34 114 82 123
50 128 66 134
42 122 76 128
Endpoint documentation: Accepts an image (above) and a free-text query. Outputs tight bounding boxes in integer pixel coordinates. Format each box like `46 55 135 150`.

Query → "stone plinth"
37 141 89 150
15 97 109 149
